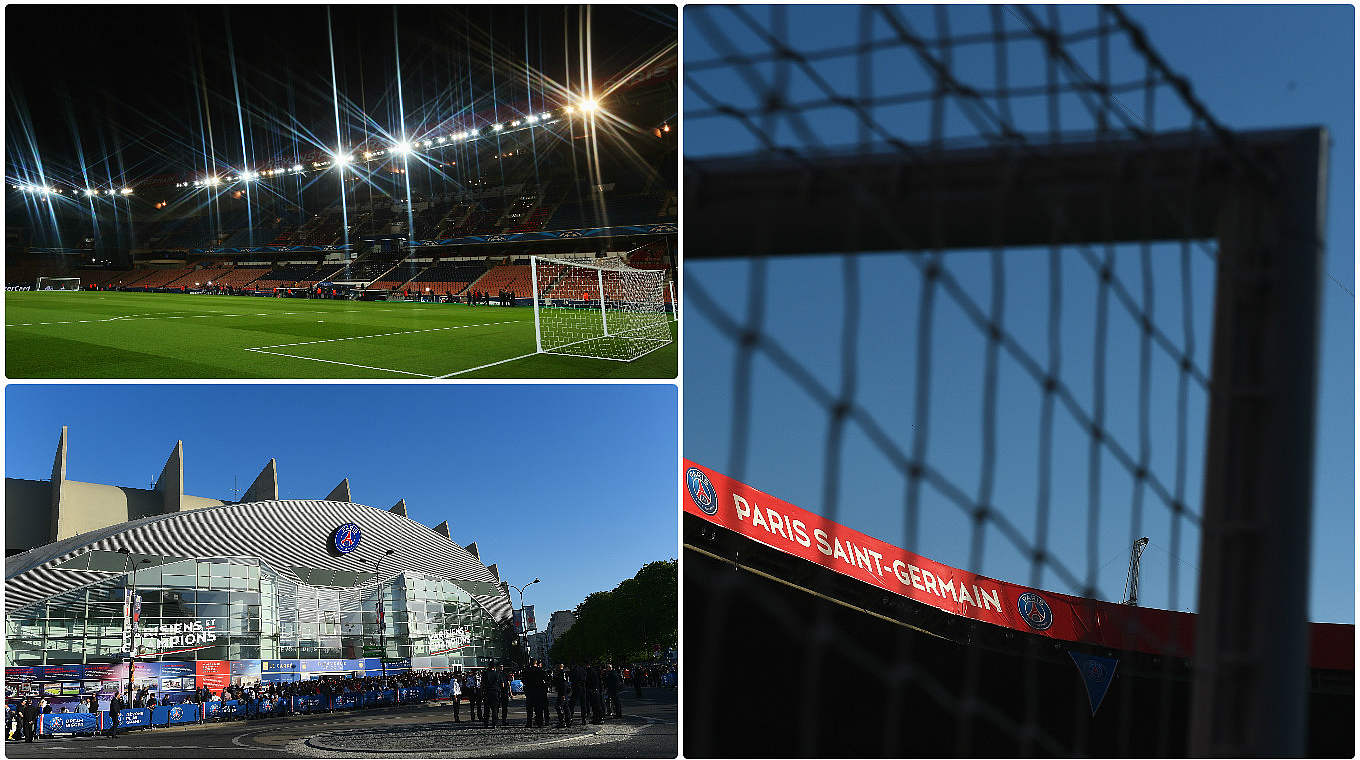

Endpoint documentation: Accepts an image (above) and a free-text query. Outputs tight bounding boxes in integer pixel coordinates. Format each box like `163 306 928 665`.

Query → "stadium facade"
5 428 513 695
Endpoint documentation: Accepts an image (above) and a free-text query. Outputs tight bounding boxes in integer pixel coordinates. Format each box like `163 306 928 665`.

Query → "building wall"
5 479 51 555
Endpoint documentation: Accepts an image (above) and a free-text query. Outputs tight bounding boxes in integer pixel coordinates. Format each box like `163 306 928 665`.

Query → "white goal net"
35 277 80 291
531 255 672 361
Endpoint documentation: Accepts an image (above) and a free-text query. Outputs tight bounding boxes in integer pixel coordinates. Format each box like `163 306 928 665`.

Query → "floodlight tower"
1123 537 1151 606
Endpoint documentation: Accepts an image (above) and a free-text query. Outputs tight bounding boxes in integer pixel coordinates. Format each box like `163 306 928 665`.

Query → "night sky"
6 5 676 187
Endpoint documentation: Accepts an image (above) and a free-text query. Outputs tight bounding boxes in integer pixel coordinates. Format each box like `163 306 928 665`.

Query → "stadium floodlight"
540 113 551 121
526 115 538 124
392 141 412 155
564 105 576 114
84 188 97 197
291 164 303 173
467 129 478 137
511 120 521 127
332 153 352 167
436 136 446 144
363 151 373 159
579 98 600 113
492 124 504 132
207 176 221 186
240 171 255 181
120 188 133 195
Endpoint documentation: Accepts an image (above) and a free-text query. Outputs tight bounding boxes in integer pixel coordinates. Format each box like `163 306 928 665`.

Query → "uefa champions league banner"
292 695 324 713
39 712 100 735
150 704 200 726
331 693 362 710
398 688 422 703
113 708 152 729
682 460 1197 658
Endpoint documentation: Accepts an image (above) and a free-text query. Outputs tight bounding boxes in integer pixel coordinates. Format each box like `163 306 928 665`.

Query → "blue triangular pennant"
1068 650 1119 716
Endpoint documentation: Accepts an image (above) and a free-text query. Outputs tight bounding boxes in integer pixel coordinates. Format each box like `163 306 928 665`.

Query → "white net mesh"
532 255 672 362
34 277 80 291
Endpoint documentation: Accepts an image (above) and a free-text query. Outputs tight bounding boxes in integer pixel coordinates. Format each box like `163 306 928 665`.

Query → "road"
5 688 677 758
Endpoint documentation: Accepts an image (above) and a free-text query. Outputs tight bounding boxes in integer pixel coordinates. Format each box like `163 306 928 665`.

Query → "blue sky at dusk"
683 5 1353 623
6 384 677 622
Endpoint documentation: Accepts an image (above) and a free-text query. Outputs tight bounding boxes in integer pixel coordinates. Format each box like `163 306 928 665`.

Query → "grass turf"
6 292 677 379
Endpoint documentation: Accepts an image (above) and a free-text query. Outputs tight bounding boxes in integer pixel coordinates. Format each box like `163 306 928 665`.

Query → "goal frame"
34 277 81 291
530 255 673 362
685 127 1328 756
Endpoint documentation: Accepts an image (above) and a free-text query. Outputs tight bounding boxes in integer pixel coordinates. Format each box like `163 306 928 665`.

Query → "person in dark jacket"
481 666 502 728
523 660 548 728
570 663 589 725
107 690 124 737
586 664 604 724
604 664 623 718
21 698 38 742
552 664 572 728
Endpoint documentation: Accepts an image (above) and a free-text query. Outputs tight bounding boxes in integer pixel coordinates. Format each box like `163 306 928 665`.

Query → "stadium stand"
466 263 531 297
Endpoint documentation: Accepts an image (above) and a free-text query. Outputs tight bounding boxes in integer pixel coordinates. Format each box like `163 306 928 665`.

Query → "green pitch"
6 292 677 379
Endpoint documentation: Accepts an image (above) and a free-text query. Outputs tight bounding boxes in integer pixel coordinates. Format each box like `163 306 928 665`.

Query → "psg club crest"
1016 591 1054 631
332 523 362 555
686 467 719 515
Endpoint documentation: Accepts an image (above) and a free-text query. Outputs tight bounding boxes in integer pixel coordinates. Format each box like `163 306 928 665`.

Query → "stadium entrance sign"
682 460 1198 658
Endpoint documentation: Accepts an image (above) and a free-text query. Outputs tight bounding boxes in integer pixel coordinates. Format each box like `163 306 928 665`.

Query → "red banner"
684 460 1352 670
195 660 231 693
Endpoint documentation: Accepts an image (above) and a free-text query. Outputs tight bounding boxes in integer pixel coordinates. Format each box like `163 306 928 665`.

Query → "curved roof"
5 499 511 621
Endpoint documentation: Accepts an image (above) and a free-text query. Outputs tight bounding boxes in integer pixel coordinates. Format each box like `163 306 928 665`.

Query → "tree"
549 559 677 664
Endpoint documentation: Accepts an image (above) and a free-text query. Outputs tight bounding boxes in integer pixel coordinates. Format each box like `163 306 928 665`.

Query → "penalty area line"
243 348 434 378
435 352 538 378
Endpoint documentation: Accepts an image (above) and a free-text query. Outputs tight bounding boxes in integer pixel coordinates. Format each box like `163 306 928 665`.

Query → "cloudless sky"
684 5 1353 623
6 384 677 622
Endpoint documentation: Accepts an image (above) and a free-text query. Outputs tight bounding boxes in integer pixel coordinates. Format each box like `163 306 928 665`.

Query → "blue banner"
301 658 347 673
343 659 365 672
205 700 241 720
362 658 382 673
151 703 200 726
292 695 324 713
432 685 454 699
1068 651 1120 716
332 693 362 710
113 708 152 729
38 664 85 681
40 712 100 735
398 688 422 703
231 660 262 677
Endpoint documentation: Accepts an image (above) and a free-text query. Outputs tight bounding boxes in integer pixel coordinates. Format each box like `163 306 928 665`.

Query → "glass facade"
5 556 504 671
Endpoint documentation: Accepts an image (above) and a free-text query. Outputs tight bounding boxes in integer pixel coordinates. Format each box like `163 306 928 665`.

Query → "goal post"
34 277 80 291
531 255 673 362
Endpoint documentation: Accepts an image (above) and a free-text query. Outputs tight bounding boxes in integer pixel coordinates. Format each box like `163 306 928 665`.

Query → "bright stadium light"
526 115 538 124
467 129 478 137
207 176 220 186
492 124 503 132
579 98 600 113
564 105 576 114
291 164 303 173
436 136 446 144
540 113 551 121
333 153 351 167
511 120 521 127
120 188 133 195
84 188 97 197
240 171 255 181
392 141 412 155
363 151 373 159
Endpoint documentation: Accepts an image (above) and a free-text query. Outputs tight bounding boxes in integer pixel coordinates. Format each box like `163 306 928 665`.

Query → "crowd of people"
6 661 675 741
464 288 516 306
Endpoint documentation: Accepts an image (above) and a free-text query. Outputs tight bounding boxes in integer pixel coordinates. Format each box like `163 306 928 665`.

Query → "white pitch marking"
247 321 521 350
243 348 434 377
436 352 538 378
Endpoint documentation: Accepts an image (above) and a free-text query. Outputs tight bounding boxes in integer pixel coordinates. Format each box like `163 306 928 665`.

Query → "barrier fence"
36 685 462 737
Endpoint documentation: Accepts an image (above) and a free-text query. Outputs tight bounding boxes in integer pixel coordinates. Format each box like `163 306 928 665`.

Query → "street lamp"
374 549 396 682
118 550 152 699
507 578 540 661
